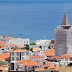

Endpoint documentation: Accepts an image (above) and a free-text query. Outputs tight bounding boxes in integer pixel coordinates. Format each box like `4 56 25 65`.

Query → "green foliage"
39 45 42 49
48 45 51 49
0 60 5 66
30 48 33 52
30 43 36 45
24 44 30 50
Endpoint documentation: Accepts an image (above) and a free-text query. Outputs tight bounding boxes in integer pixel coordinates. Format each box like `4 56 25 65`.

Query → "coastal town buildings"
1 11 72 72
30 45 49 50
30 39 51 50
35 40 51 45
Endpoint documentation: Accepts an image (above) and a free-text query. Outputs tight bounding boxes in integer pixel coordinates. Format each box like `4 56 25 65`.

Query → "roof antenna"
44 35 45 40
65 8 67 13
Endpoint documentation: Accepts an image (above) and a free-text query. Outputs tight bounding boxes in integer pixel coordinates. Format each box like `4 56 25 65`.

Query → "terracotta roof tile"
11 49 28 52
41 60 47 62
17 46 23 48
6 37 14 39
9 43 16 46
18 60 30 64
23 61 41 66
0 53 10 61
43 49 55 56
33 47 43 51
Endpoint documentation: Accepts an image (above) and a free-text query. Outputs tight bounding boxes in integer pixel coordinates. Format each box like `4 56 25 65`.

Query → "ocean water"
0 0 72 42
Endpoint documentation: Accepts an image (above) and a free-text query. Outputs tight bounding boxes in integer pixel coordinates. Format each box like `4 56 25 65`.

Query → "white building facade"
30 45 49 50
10 49 29 62
8 38 30 47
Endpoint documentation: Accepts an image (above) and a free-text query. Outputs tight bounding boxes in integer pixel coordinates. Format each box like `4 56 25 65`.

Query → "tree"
39 45 42 49
24 44 30 50
48 45 51 49
30 43 36 45
0 60 5 66
30 48 33 52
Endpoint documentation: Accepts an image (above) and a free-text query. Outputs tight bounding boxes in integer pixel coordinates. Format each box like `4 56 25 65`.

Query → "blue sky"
0 0 72 42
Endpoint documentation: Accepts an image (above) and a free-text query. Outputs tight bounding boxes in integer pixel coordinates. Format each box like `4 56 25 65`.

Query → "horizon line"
0 1 72 4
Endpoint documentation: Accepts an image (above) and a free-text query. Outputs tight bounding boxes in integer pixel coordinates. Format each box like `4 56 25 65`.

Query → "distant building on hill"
35 40 51 46
30 40 51 50
8 38 30 47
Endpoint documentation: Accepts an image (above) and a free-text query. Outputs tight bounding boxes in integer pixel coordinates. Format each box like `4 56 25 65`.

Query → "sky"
0 0 72 42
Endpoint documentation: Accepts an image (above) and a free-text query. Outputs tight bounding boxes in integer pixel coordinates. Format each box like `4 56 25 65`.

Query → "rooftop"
43 48 55 56
23 61 41 66
31 55 44 58
33 47 43 51
18 60 30 64
11 49 28 52
0 53 10 61
61 13 71 26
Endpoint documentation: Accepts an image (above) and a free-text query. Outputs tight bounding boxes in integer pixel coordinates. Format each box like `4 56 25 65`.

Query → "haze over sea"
0 0 72 42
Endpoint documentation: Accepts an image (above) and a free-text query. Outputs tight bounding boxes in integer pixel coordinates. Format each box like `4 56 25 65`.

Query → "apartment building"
10 49 29 71
10 49 29 62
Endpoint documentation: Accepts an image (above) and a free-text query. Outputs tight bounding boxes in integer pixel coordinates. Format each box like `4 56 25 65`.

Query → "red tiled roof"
23 61 41 66
18 60 30 64
33 47 43 51
0 53 10 61
11 49 28 52
43 49 55 56
41 60 47 62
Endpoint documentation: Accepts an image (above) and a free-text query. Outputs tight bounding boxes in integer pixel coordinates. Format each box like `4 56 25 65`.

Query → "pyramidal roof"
61 13 71 26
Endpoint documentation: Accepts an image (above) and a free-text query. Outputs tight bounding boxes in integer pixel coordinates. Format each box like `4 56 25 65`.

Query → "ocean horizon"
0 0 72 42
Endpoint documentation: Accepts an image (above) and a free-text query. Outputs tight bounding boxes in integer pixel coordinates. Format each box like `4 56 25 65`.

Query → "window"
22 52 24 56
12 52 14 56
52 45 53 48
24 44 25 46
27 41 28 43
16 57 19 61
12 57 14 61
22 57 24 60
29 67 30 68
43 62 46 65
0 70 3 72
24 41 25 43
17 52 19 56
2 49 4 50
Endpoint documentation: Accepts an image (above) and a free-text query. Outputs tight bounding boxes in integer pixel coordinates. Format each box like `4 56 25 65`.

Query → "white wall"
30 45 49 51
31 57 45 62
8 38 30 47
11 51 29 62
0 48 9 55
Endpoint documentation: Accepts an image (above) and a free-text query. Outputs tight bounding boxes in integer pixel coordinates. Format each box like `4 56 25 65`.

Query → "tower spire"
61 11 71 27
